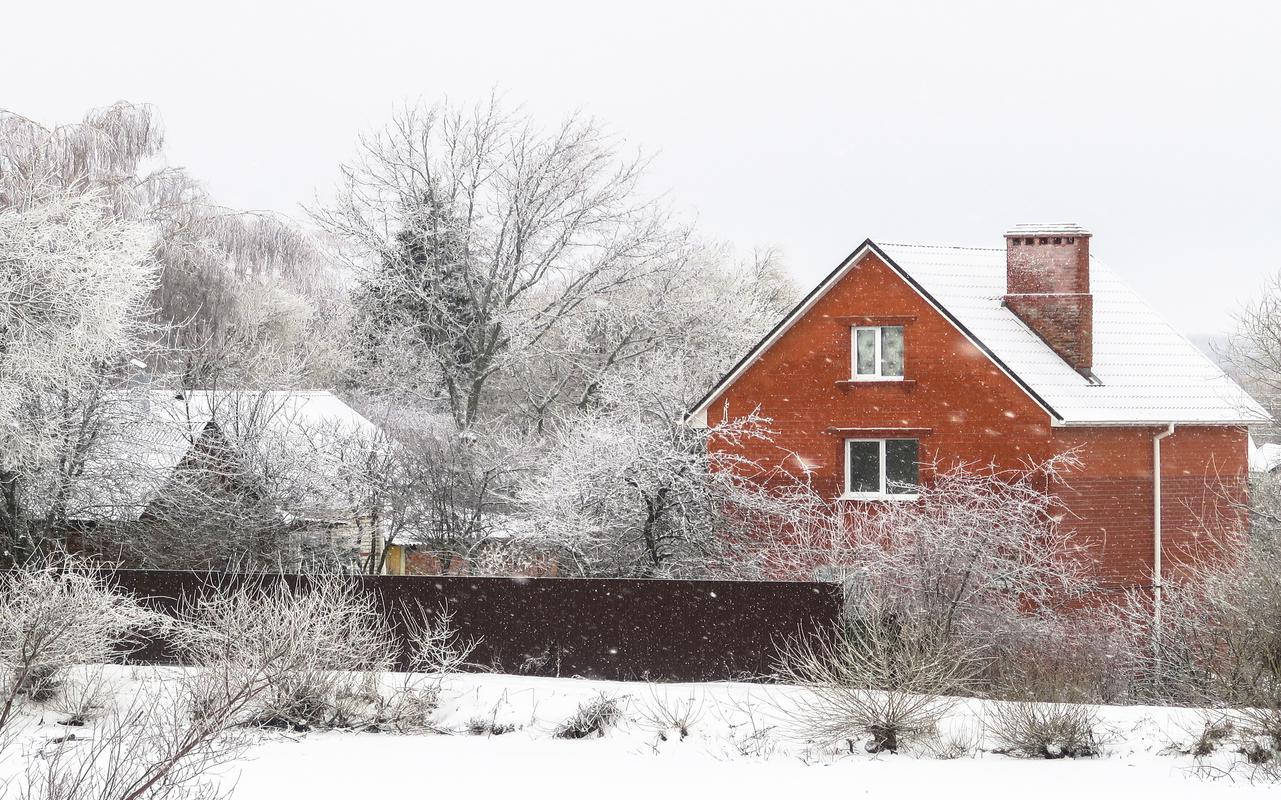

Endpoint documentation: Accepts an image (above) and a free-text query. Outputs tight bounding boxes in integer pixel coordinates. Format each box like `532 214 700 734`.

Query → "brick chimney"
1003 224 1094 375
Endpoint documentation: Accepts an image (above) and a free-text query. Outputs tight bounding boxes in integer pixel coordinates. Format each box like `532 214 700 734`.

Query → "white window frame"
841 438 919 500
850 326 904 381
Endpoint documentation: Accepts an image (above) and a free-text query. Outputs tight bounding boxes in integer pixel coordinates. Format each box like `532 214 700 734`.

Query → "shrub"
49 668 112 726
915 722 982 760
1114 497 1281 708
172 577 396 730
988 701 1105 758
22 664 62 703
22 675 257 800
0 554 160 732
555 694 624 739
1237 703 1281 754
984 611 1132 704
173 578 468 732
773 606 977 753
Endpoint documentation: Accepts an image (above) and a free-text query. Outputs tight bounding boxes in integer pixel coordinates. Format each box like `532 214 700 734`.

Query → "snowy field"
6 667 1277 799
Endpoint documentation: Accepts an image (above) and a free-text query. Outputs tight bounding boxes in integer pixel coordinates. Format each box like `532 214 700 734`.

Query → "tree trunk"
0 470 30 568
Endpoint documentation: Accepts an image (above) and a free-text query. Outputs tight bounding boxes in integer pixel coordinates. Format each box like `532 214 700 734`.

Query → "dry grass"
554 694 624 739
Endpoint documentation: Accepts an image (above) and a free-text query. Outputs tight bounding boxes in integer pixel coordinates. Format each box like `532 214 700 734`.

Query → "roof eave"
1050 417 1271 428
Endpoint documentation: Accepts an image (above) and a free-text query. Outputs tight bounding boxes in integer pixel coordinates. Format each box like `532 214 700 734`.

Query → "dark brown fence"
107 571 843 682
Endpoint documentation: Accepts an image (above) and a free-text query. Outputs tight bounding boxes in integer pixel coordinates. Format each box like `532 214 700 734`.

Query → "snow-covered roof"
1249 437 1281 473
689 239 1269 427
1005 223 1092 237
66 389 381 522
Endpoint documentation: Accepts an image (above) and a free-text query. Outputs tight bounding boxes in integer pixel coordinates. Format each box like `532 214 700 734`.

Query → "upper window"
852 326 904 379
844 438 919 498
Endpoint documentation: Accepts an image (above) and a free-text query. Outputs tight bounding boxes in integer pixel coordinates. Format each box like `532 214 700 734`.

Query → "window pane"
847 441 881 494
880 326 904 377
855 329 876 375
885 439 919 494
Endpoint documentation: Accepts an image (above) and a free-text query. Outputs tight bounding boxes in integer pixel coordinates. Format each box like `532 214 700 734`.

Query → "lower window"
845 438 919 498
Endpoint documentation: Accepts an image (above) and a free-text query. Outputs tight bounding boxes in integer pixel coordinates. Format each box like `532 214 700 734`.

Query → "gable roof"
688 239 1269 427
66 389 381 522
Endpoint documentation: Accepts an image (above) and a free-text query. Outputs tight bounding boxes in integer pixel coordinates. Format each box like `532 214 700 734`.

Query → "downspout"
1152 423 1175 664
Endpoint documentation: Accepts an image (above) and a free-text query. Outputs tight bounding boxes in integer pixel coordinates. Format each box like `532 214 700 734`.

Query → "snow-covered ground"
7 668 1277 799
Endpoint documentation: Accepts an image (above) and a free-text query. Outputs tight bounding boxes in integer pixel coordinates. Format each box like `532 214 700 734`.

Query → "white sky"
5 0 1279 338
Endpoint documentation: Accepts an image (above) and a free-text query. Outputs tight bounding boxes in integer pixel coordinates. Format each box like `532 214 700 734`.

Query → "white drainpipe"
1152 423 1176 651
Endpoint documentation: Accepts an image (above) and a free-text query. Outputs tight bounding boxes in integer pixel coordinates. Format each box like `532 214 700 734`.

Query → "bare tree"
1221 272 1281 434
314 97 683 429
331 414 503 575
499 246 796 431
146 185 346 388
0 103 163 214
491 244 800 577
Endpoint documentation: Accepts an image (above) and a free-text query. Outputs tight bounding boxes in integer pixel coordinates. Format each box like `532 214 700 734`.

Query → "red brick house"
686 225 1269 594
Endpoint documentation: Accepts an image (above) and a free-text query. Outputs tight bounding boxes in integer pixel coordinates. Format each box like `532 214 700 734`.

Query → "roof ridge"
877 241 1004 253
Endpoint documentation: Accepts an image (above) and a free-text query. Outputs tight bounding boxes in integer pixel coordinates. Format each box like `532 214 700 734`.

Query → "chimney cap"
1005 223 1092 237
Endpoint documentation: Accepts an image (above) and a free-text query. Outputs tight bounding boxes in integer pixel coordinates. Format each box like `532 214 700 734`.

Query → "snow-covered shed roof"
66 389 381 522
688 239 1269 427
1249 437 1281 473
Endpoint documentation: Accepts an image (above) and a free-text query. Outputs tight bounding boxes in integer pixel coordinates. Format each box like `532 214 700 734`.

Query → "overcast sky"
6 0 1279 339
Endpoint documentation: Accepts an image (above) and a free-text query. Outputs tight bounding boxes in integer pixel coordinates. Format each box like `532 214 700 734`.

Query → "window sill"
838 493 920 502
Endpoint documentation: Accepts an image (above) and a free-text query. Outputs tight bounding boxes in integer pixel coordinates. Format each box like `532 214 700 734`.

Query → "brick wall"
1004 233 1093 370
1006 234 1090 294
1003 292 1093 370
706 250 1249 590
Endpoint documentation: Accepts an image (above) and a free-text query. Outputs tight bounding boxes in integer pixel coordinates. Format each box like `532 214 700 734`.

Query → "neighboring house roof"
688 239 1269 427
67 389 381 522
1249 437 1281 473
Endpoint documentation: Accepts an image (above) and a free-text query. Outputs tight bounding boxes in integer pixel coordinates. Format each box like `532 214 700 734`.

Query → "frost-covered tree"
328 418 503 575
1222 272 1281 437
0 193 155 562
148 183 346 387
1 102 343 389
500 246 795 431
314 97 683 429
514 404 831 578
0 102 356 564
497 244 800 576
